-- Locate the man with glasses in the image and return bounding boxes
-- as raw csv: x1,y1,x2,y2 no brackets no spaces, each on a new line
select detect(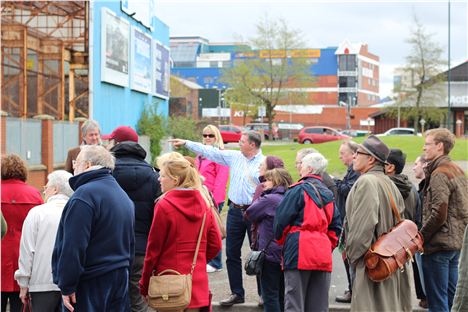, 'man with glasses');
345,135,411,311
420,128,468,312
